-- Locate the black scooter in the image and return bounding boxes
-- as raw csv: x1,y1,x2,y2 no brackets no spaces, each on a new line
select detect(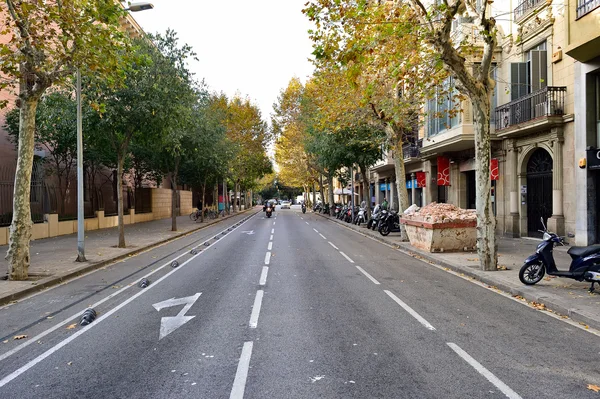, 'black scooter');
379,210,401,236
301,203,306,214
519,218,600,292
265,205,273,218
